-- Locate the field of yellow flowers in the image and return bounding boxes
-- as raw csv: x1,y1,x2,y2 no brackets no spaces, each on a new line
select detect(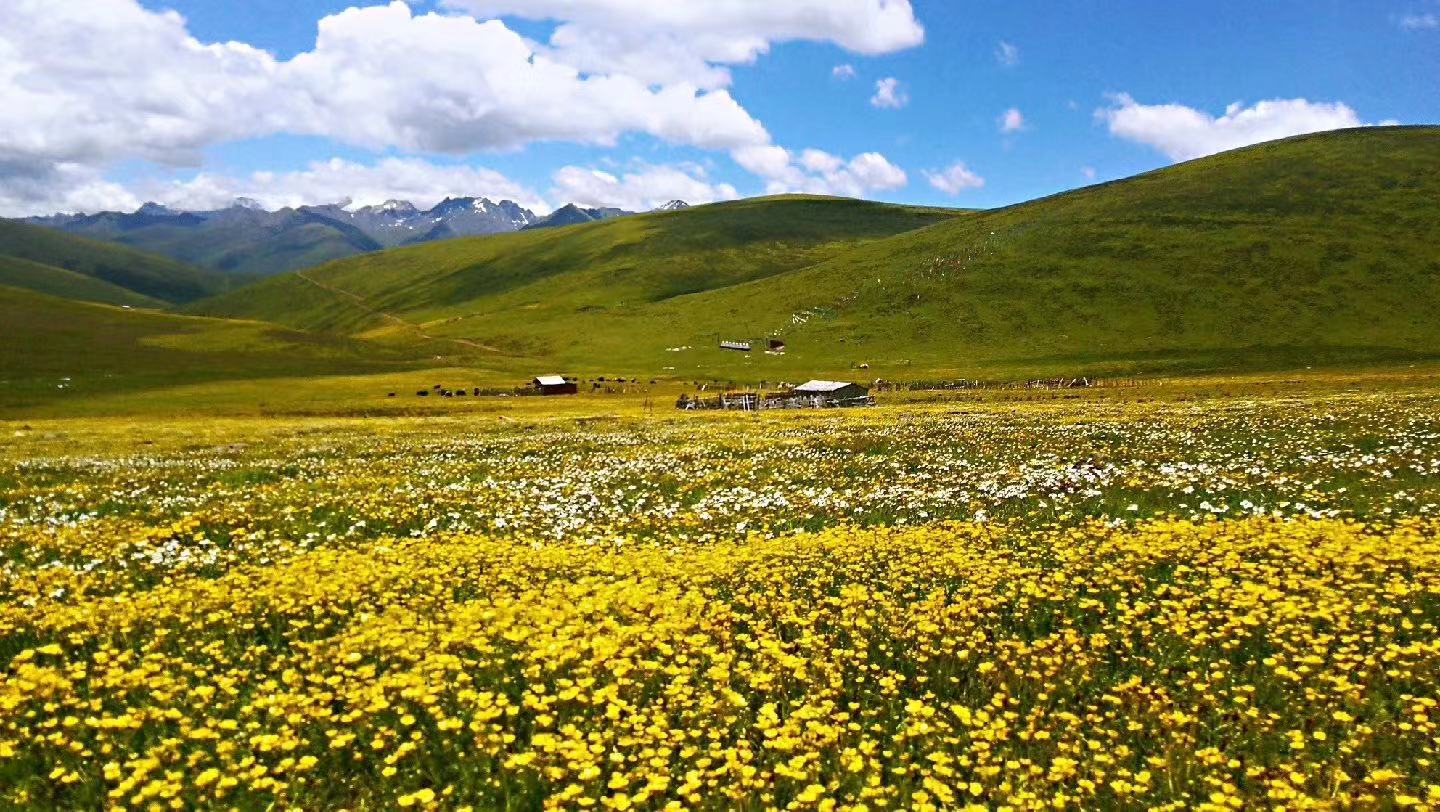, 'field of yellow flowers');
3,379,1440,809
